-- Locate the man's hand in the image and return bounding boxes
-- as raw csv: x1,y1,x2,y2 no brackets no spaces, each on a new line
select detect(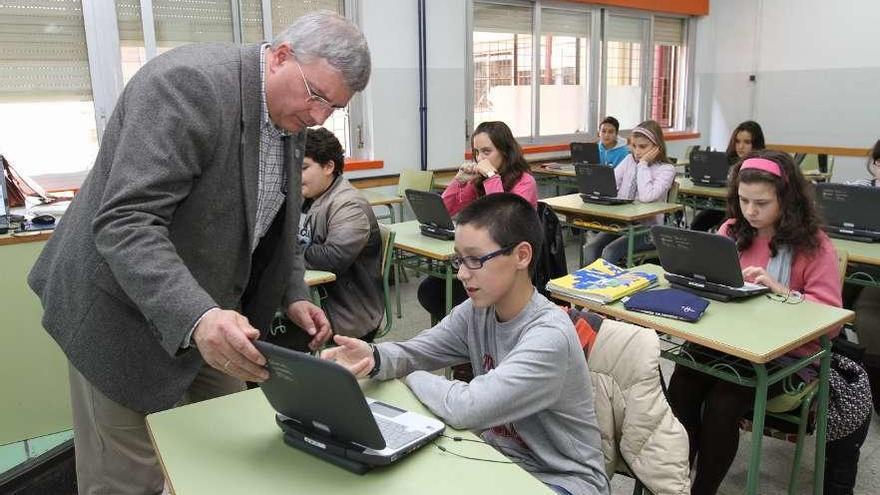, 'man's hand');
321,335,374,378
193,309,268,382
286,300,332,351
